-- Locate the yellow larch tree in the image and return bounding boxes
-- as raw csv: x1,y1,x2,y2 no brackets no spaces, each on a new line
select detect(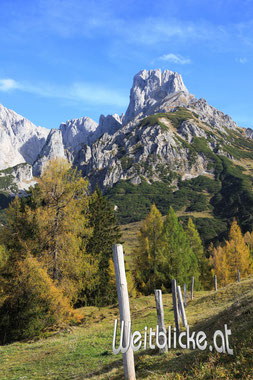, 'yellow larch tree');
244,230,253,258
210,220,253,286
1,158,92,304
209,245,230,287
